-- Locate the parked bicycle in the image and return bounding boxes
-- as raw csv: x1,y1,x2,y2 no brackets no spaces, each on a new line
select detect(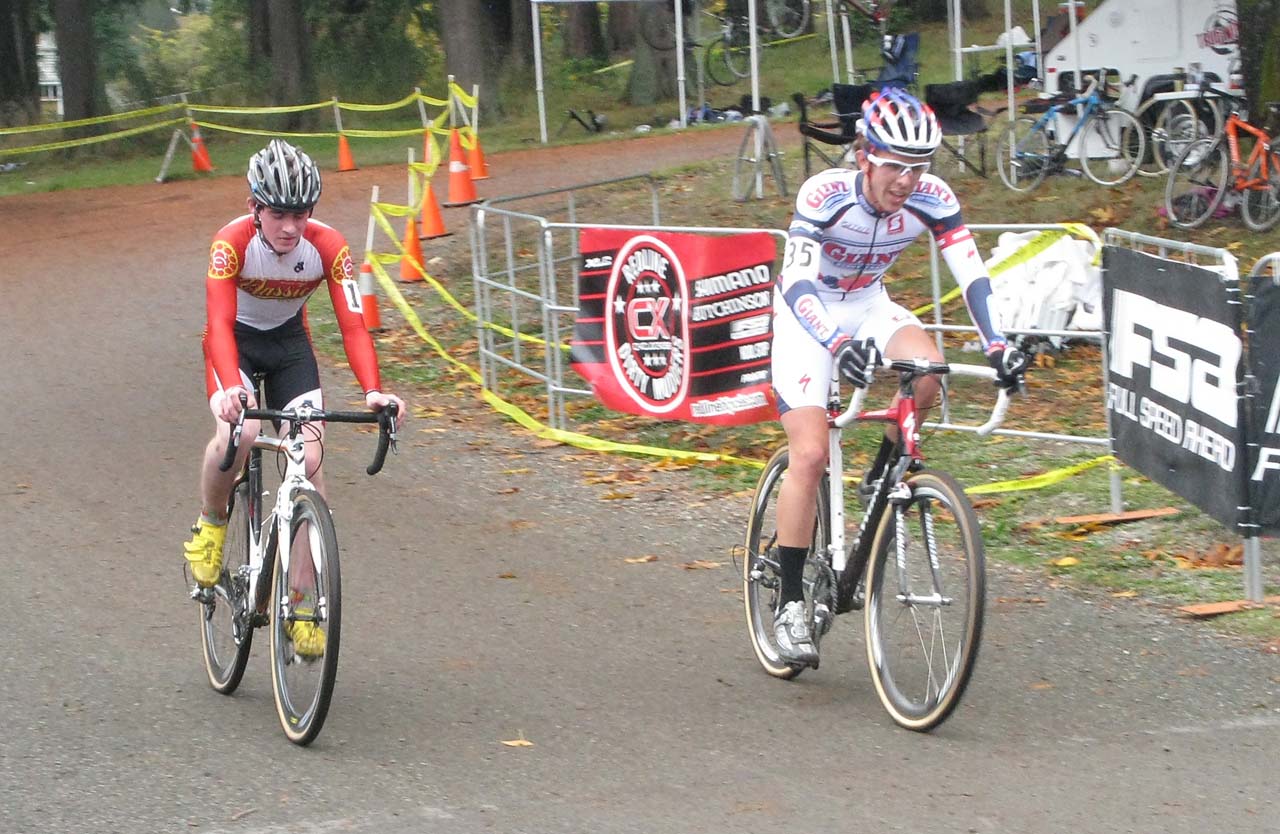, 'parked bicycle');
732,111,788,200
996,74,1145,192
194,376,398,745
641,0,811,51
641,2,809,87
1164,91,1280,232
742,354,1012,731
1131,77,1228,177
